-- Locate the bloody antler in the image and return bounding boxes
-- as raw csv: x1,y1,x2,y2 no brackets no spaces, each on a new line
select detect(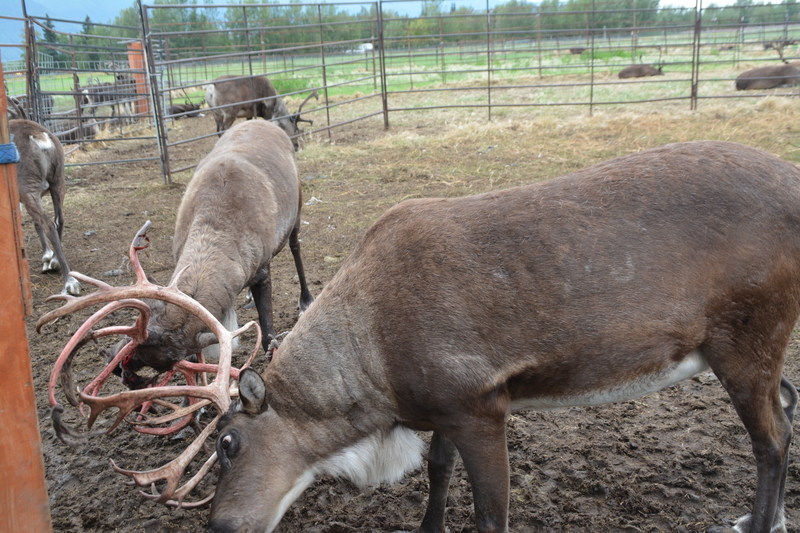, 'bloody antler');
37,220,262,506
